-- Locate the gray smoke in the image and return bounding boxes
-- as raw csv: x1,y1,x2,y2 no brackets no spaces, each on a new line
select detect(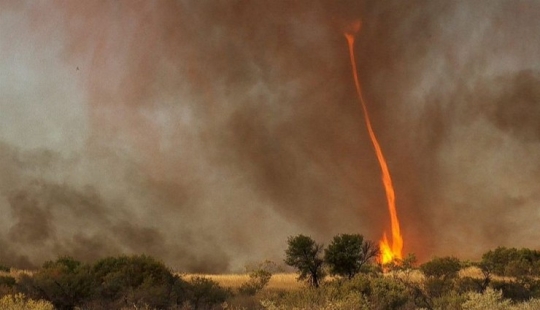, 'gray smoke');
0,1,539,271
